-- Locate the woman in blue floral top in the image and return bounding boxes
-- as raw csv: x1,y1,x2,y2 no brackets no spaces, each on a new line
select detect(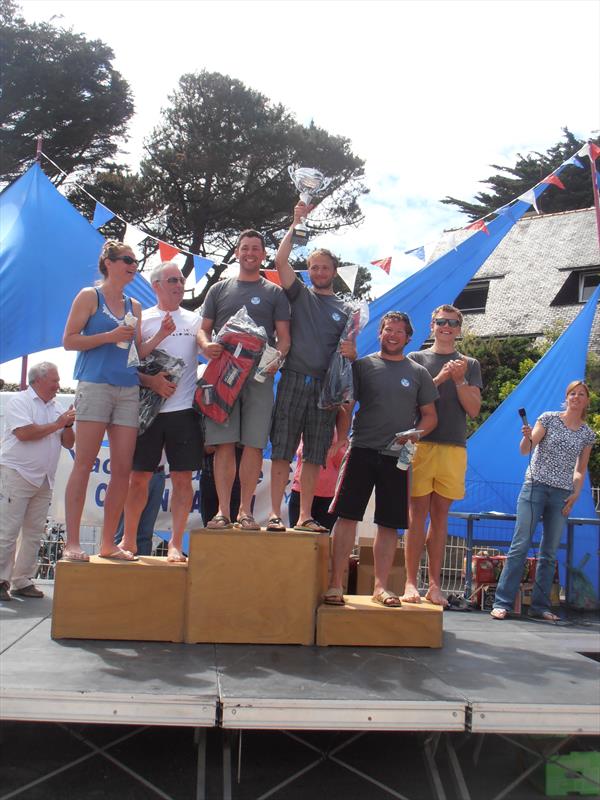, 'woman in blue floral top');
491,381,596,621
